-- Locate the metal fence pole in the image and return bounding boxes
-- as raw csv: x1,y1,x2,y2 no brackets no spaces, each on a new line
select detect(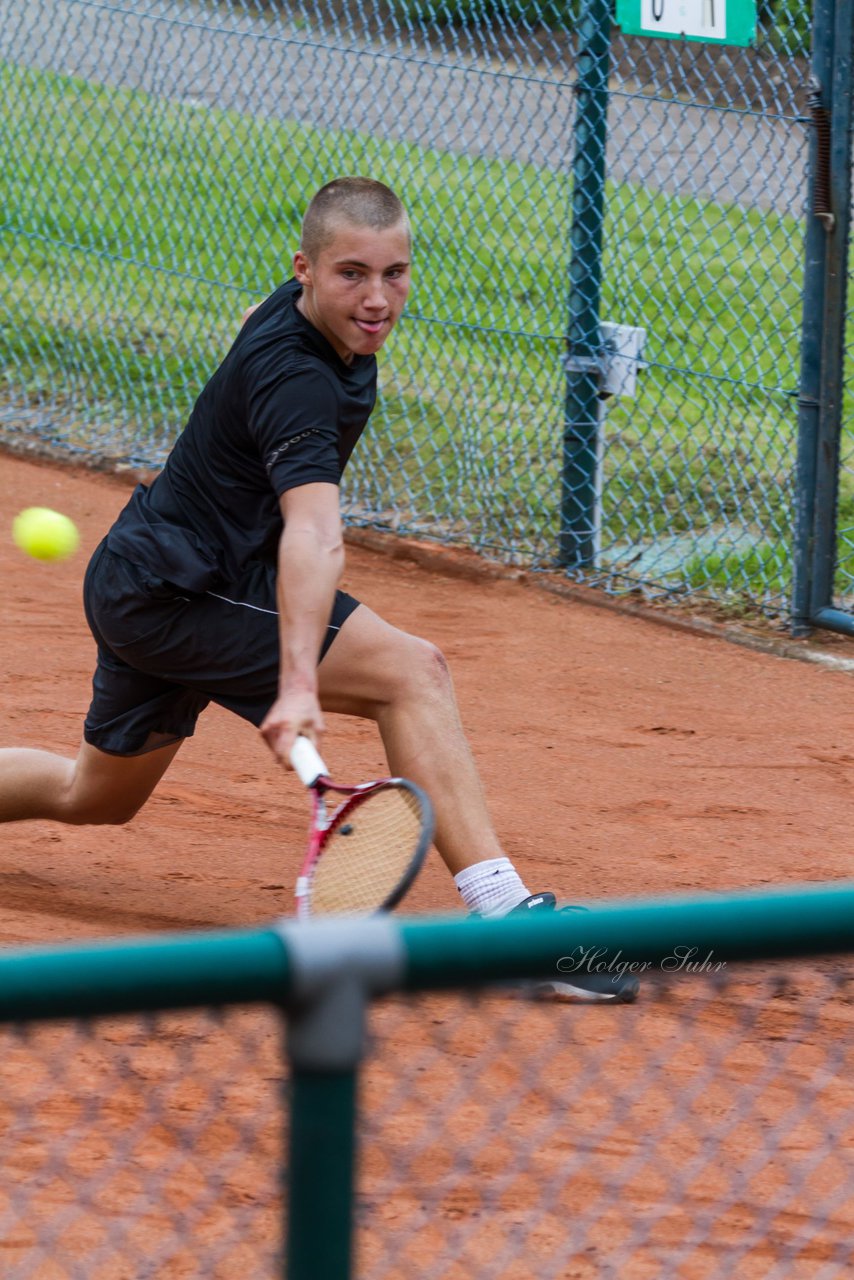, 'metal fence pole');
809,0,854,635
278,918,407,1280
287,1066,359,1280
285,974,366,1280
559,0,611,570
792,0,836,635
